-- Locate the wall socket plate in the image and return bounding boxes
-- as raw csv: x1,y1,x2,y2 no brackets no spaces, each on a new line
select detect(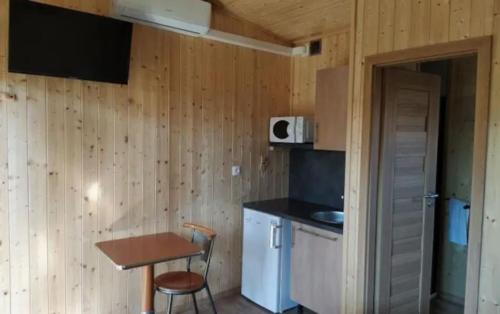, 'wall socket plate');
232,165,241,177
